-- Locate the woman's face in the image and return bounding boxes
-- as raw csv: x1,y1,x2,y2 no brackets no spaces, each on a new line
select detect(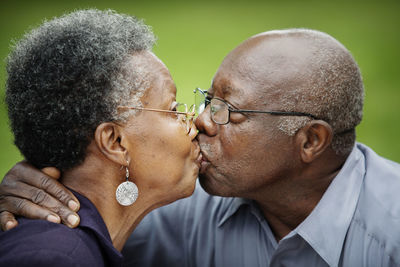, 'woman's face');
121,51,201,205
